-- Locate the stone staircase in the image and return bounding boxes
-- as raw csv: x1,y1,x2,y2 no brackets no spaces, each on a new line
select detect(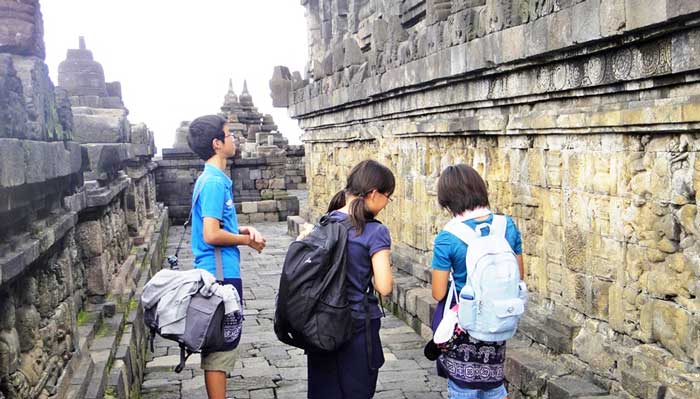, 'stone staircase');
287,215,618,398
53,207,169,399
